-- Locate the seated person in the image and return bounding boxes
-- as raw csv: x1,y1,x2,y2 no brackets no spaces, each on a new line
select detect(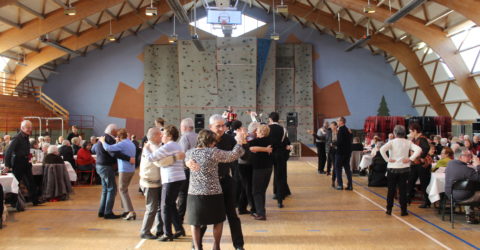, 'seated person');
368,142,387,187
432,147,453,172
30,140,43,164
71,137,81,155
42,145,72,201
59,140,75,169
445,149,480,224
76,141,96,183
